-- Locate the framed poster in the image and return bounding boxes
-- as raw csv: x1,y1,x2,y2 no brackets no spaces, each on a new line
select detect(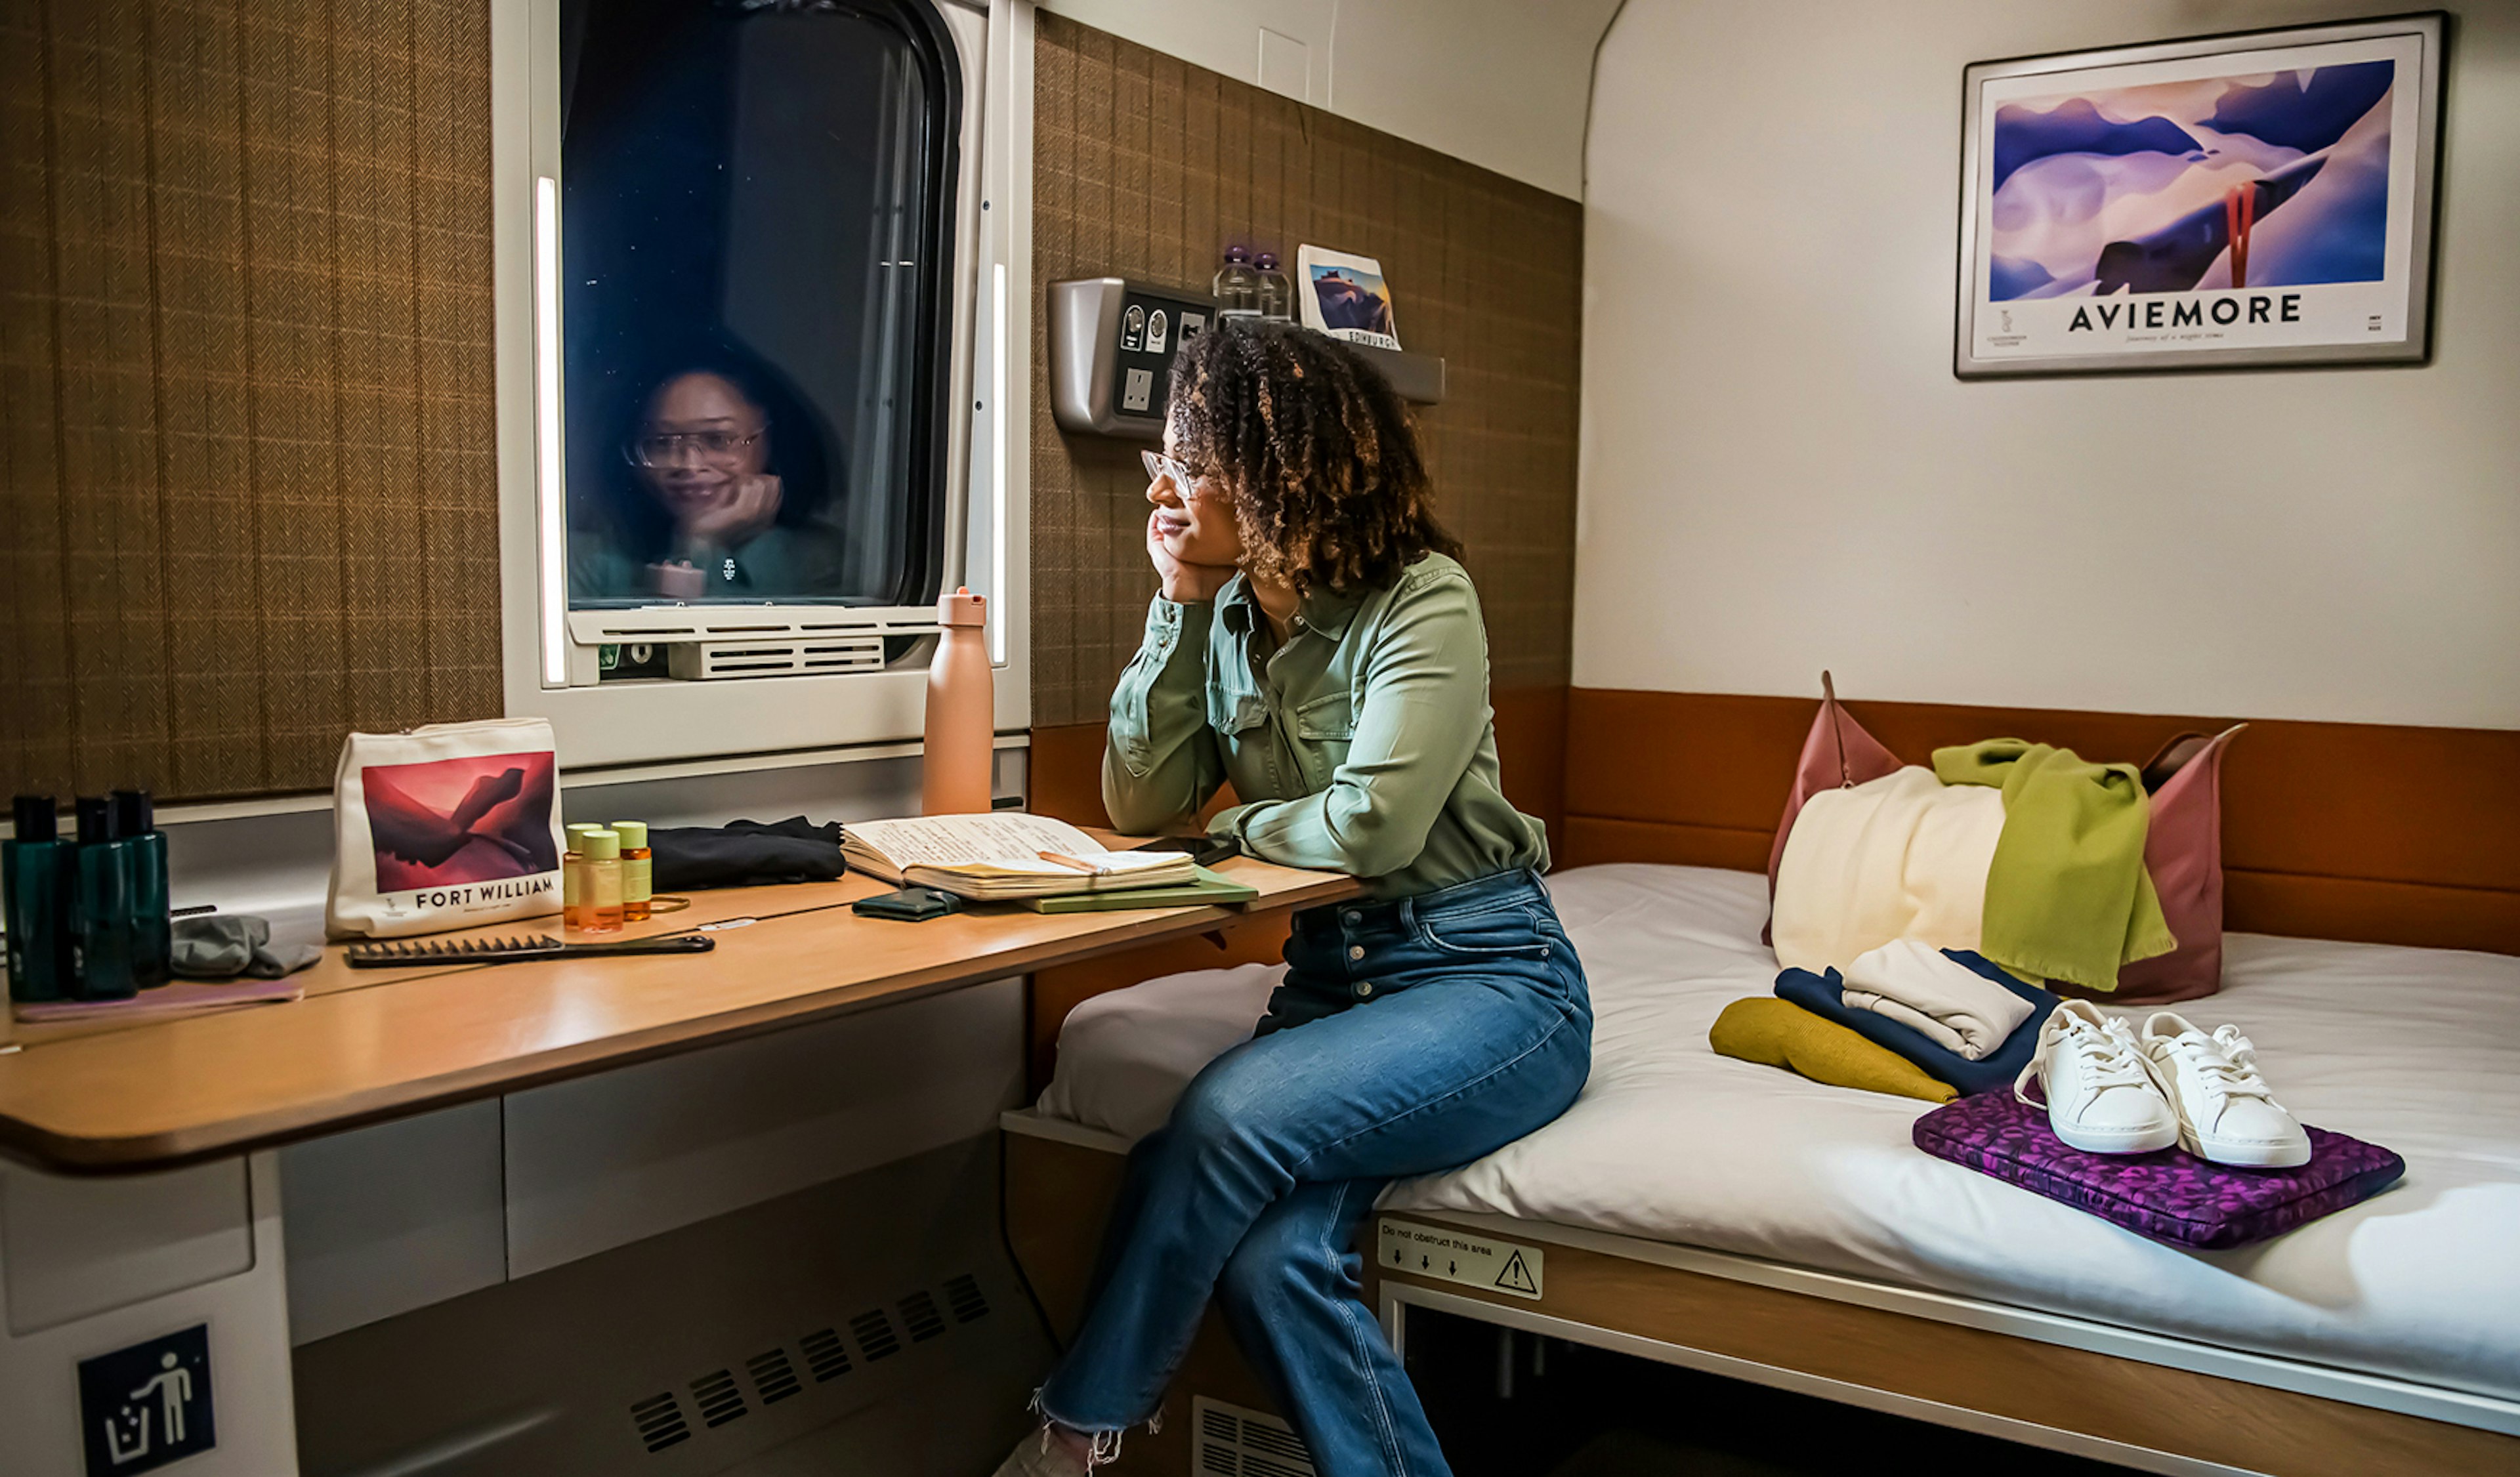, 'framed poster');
1956,13,2444,378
